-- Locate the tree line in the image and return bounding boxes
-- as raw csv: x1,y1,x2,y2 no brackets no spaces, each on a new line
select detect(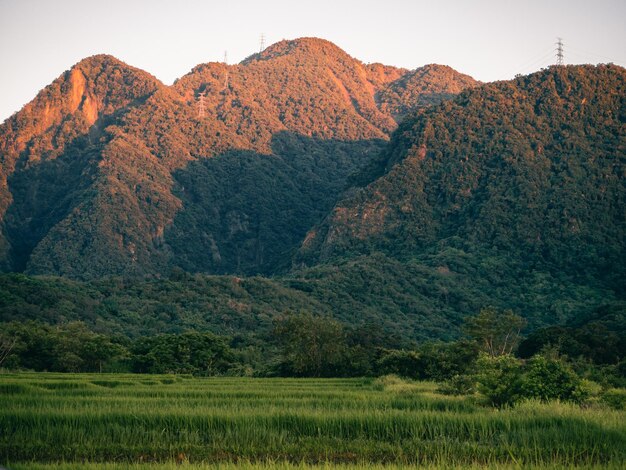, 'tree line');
2,304,624,402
